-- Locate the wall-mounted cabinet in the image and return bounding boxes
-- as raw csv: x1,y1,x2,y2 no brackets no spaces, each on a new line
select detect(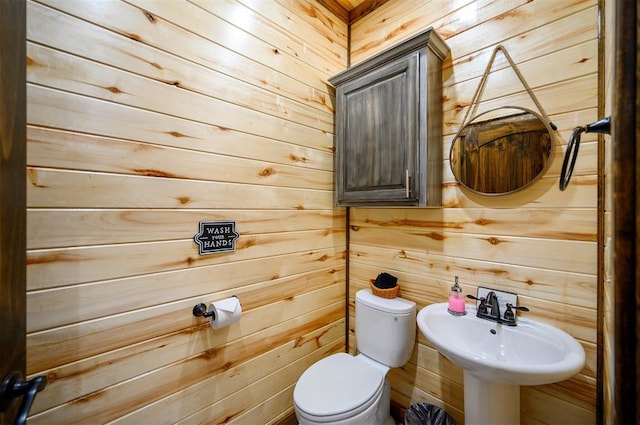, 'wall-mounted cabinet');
329,28,449,206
